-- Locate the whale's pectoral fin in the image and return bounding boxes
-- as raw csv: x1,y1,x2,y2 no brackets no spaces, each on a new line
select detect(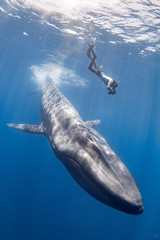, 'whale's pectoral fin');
7,123,44,134
85,120,100,128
